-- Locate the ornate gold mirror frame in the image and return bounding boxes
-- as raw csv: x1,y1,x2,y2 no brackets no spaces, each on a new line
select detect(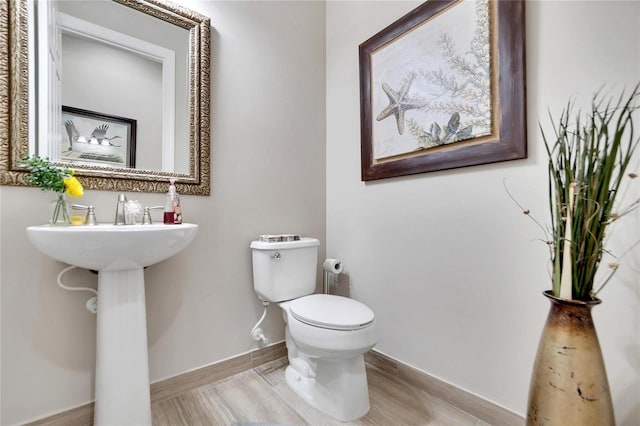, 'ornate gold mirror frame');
0,0,211,195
